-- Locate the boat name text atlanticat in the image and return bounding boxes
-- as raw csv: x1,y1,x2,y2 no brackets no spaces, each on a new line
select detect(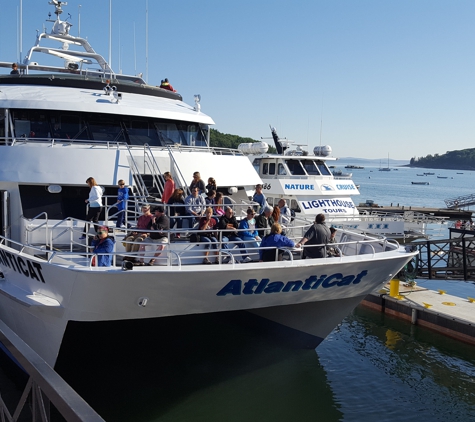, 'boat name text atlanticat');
216,270,368,296
0,250,46,283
